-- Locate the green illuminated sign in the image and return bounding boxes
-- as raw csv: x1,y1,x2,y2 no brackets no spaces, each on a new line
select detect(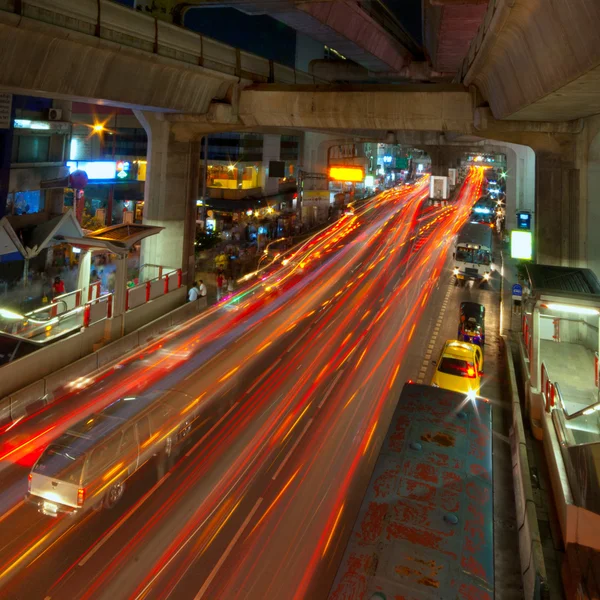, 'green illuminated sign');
511,230,532,260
